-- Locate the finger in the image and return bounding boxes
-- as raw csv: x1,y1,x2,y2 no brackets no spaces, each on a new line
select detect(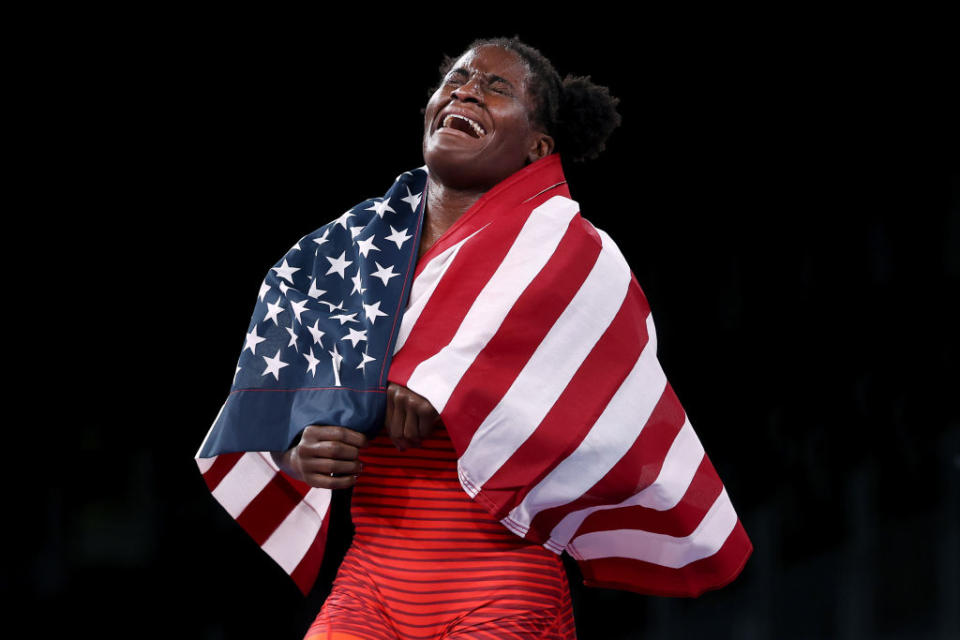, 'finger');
386,397,405,449
402,406,421,448
302,472,359,490
385,386,395,431
312,440,361,461
306,425,368,448
338,427,368,449
413,398,440,442
299,457,362,476
387,391,409,450
390,429,408,451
